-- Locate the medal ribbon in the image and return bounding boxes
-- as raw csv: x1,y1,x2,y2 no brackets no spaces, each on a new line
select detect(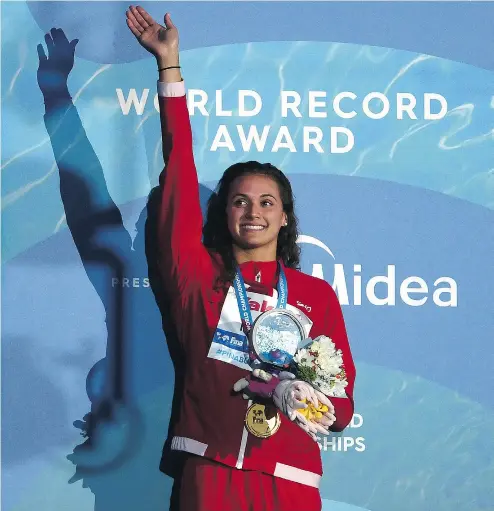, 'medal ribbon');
233,262,288,334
